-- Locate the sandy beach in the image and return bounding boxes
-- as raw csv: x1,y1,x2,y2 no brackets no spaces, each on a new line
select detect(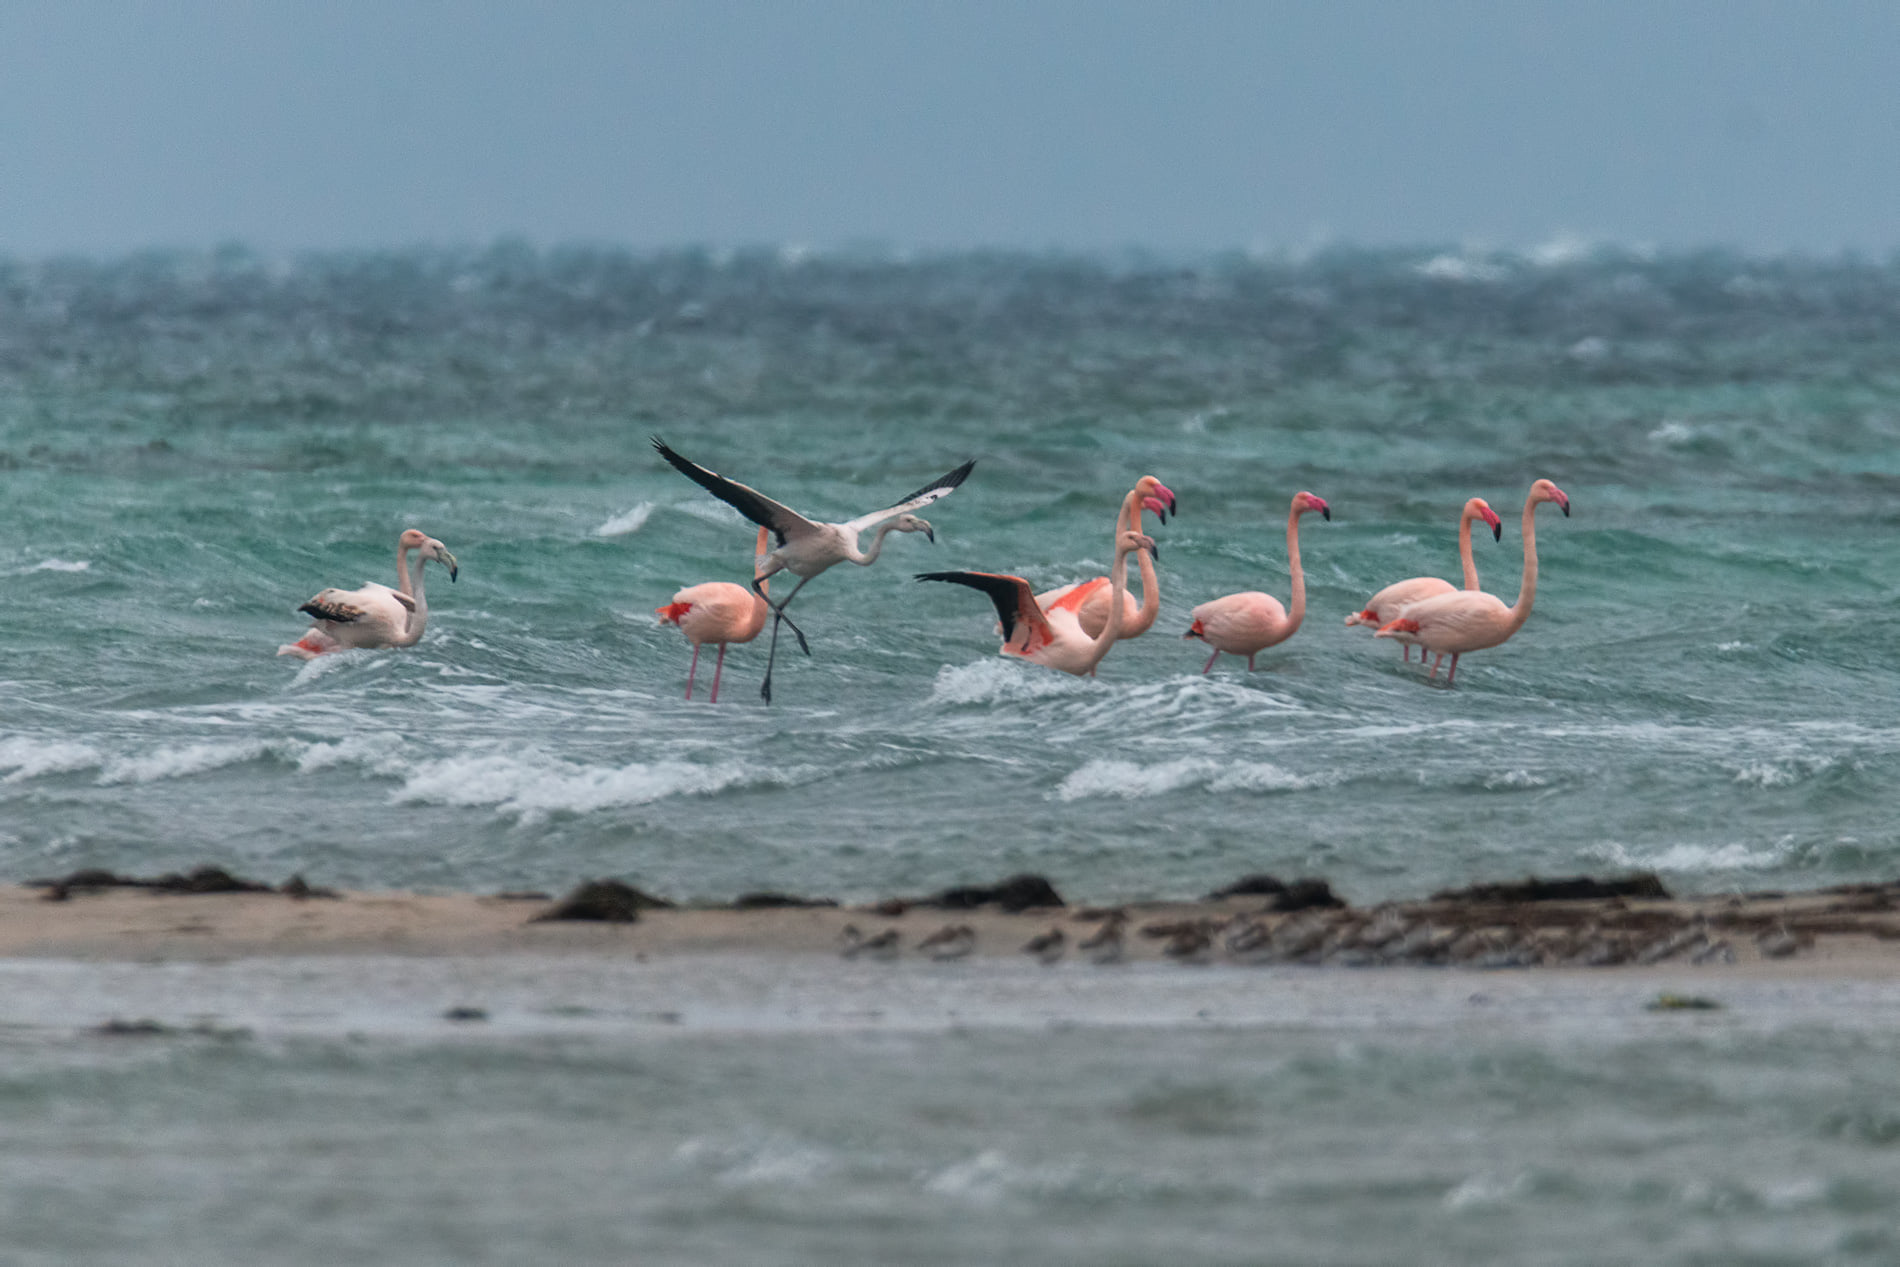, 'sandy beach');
8,871,1900,979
